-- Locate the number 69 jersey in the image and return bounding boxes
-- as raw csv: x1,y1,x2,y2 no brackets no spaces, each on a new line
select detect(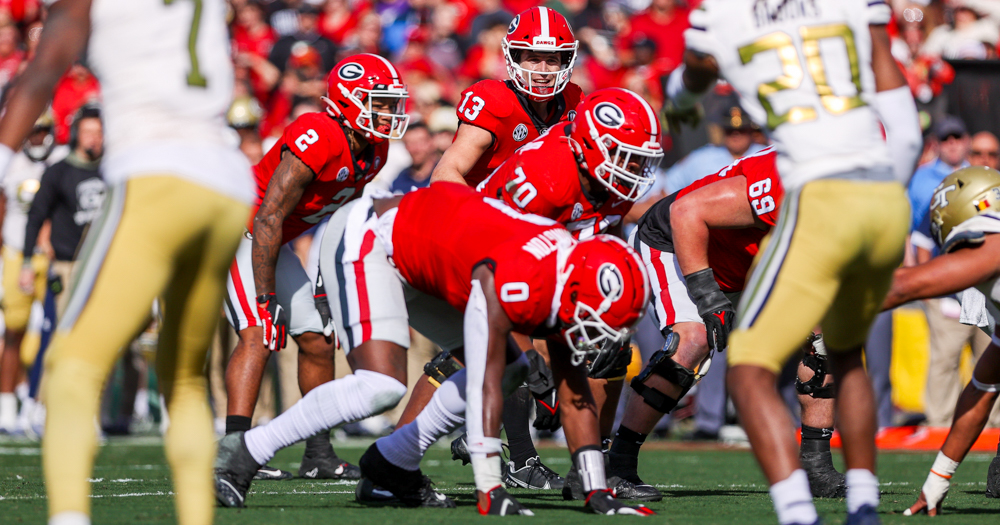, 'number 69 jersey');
252,112,388,242
478,123,631,240
686,0,894,188
457,79,583,187
636,147,782,292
